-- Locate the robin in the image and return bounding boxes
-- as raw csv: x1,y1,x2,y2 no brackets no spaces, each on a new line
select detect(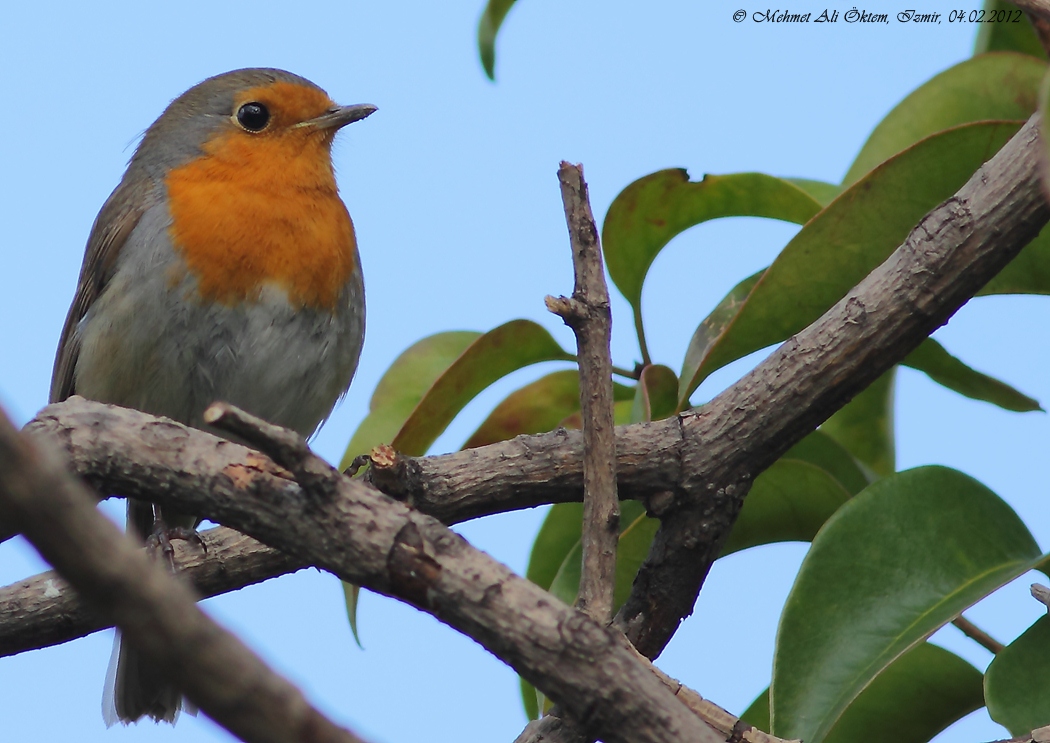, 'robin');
49,68,375,725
